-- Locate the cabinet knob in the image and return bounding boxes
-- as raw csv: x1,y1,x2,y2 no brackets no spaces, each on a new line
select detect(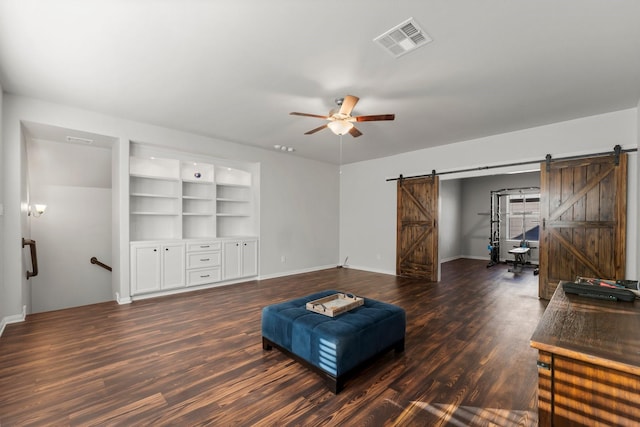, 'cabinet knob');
165,248,169,251
153,249,157,252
